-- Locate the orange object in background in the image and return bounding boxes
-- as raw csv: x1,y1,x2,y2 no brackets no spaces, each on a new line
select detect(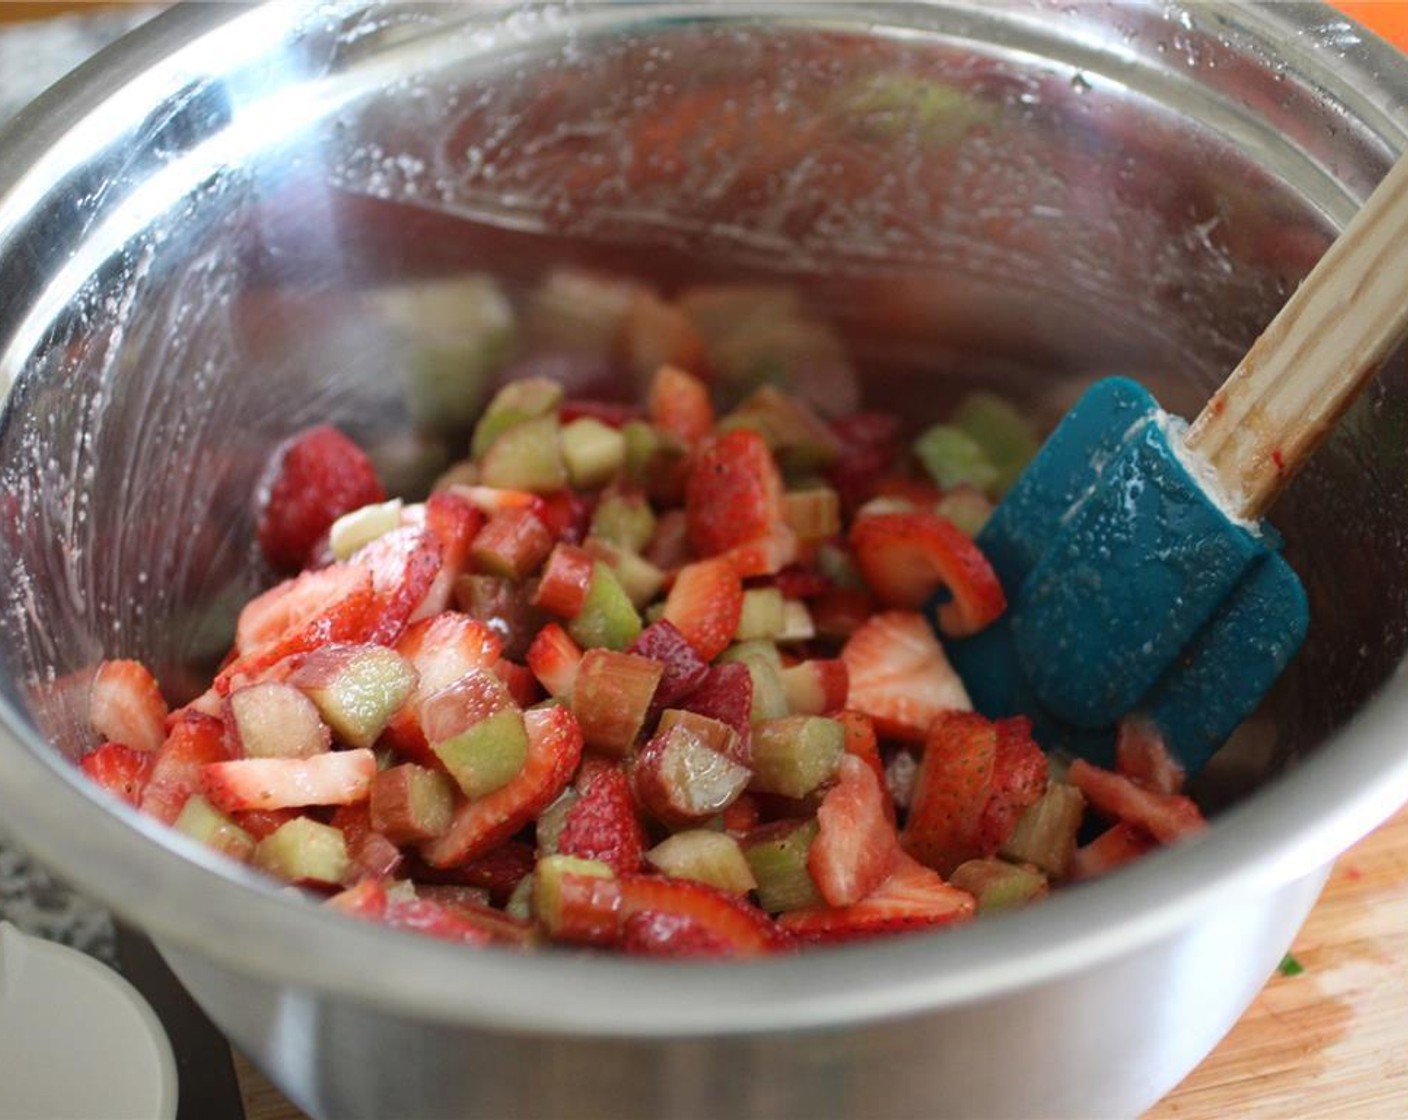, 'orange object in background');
1335,2,1408,50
